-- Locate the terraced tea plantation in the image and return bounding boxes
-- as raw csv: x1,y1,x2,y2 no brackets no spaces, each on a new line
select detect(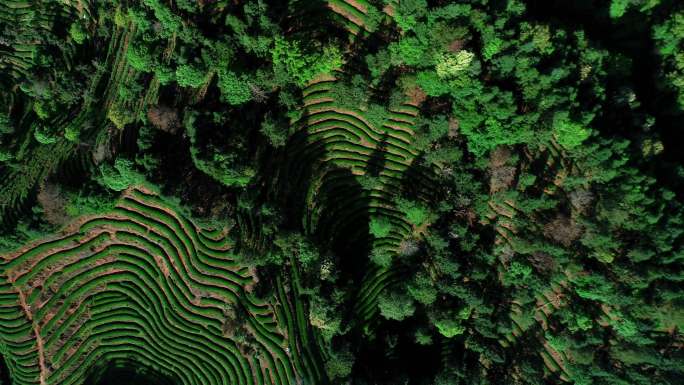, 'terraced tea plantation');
1,1,683,384
0,187,322,385
289,75,435,323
